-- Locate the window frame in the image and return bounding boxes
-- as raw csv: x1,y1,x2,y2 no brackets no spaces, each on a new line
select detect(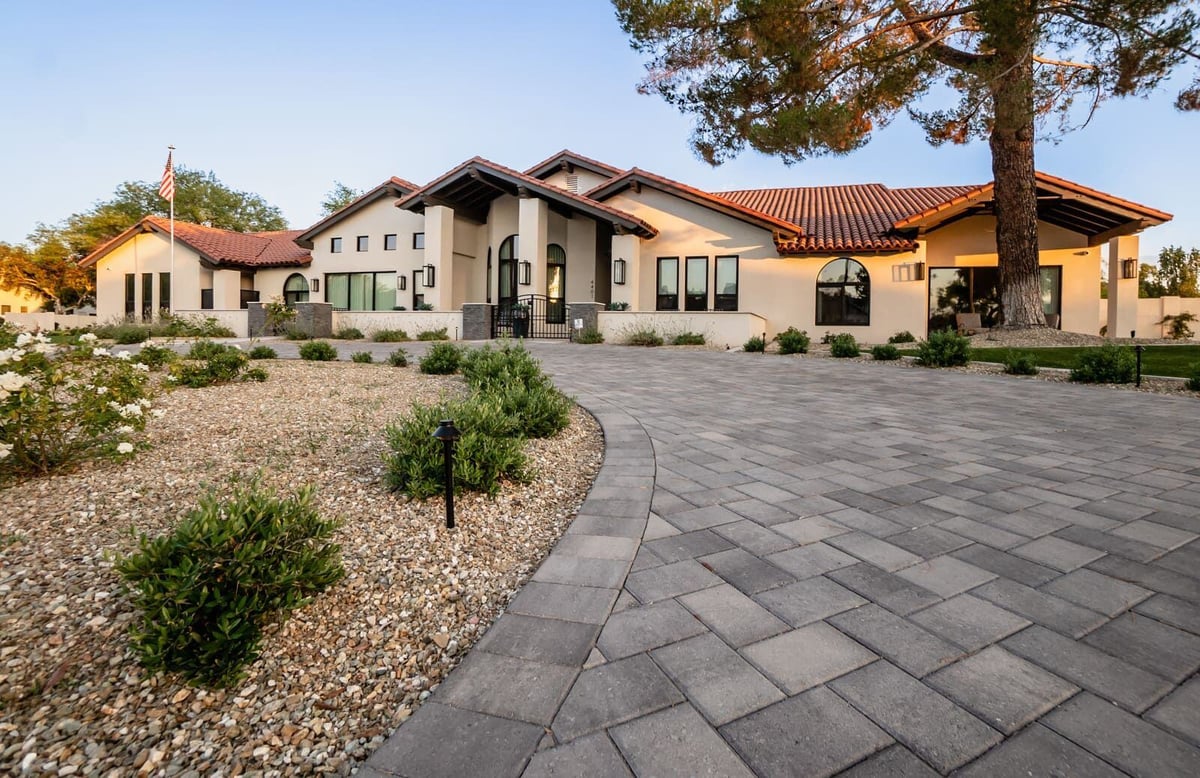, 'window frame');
816,257,871,327
124,273,135,317
656,257,680,311
324,271,399,311
159,272,171,313
356,235,369,252
384,233,398,251
283,273,310,306
714,255,739,311
141,272,154,321
330,237,343,253
685,256,708,311
413,232,425,250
